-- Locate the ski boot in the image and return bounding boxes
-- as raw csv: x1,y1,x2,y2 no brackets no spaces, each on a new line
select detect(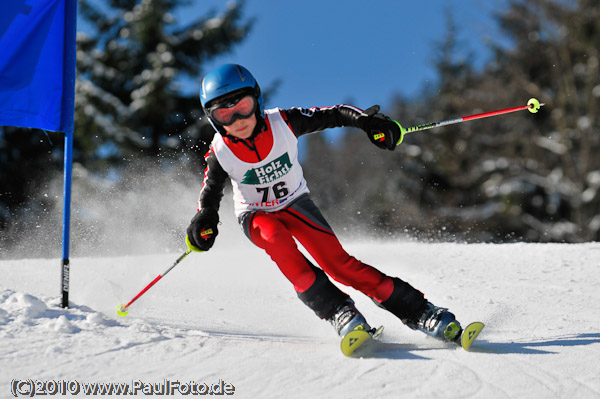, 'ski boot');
329,299,372,337
409,302,462,343
331,299,382,356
